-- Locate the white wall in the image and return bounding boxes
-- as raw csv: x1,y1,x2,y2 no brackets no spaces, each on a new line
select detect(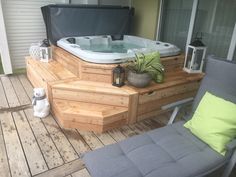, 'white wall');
0,0,12,74
1,0,67,70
